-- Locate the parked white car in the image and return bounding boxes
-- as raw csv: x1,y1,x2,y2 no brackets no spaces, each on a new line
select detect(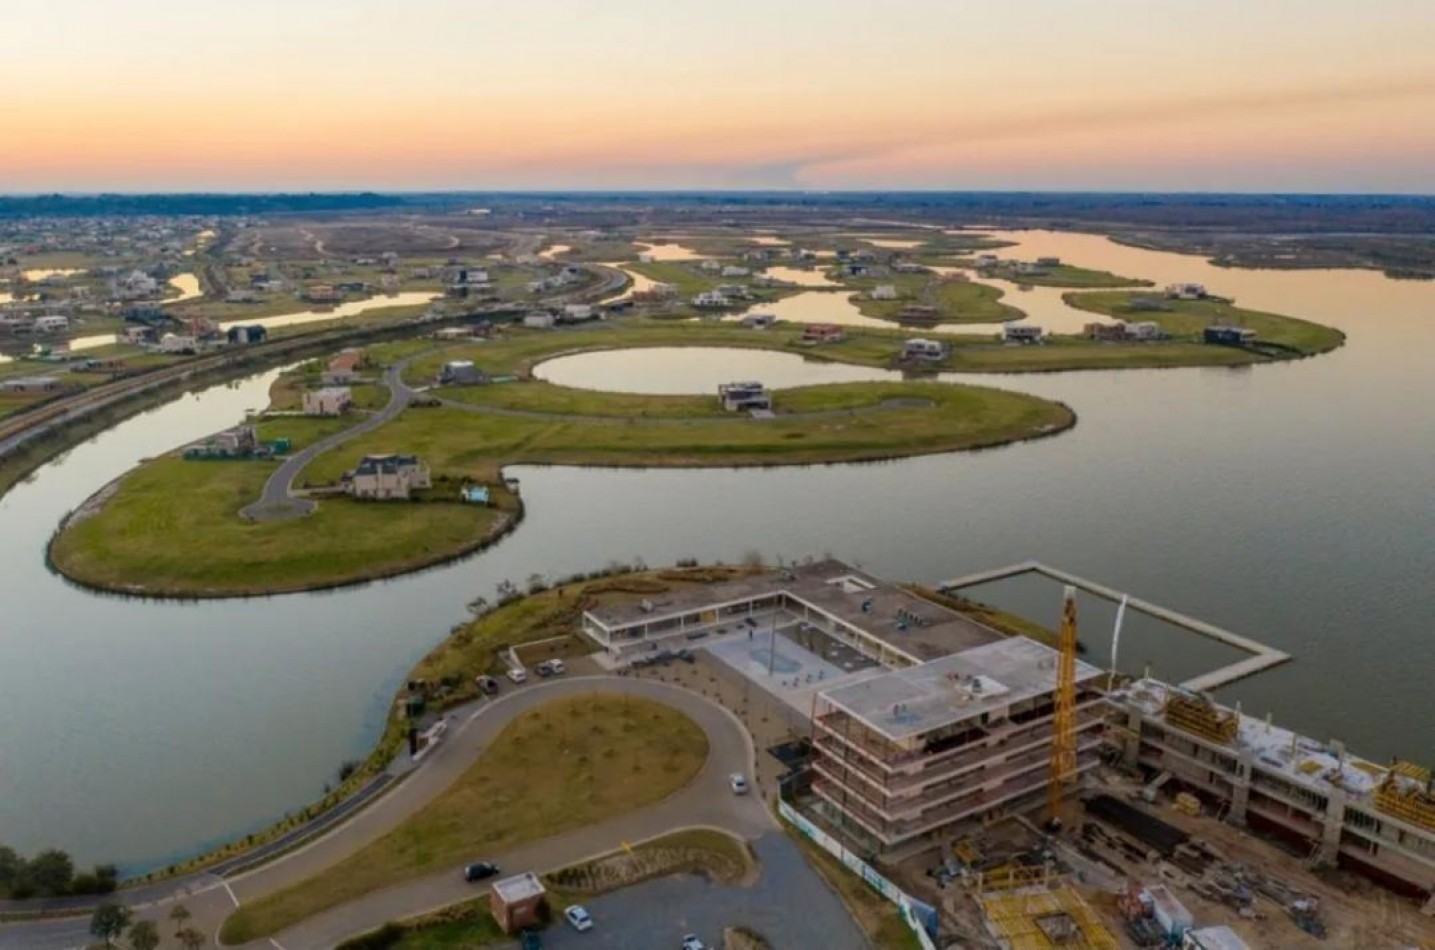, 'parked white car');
506,667,528,684
729,773,749,795
564,904,593,932
681,936,706,950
